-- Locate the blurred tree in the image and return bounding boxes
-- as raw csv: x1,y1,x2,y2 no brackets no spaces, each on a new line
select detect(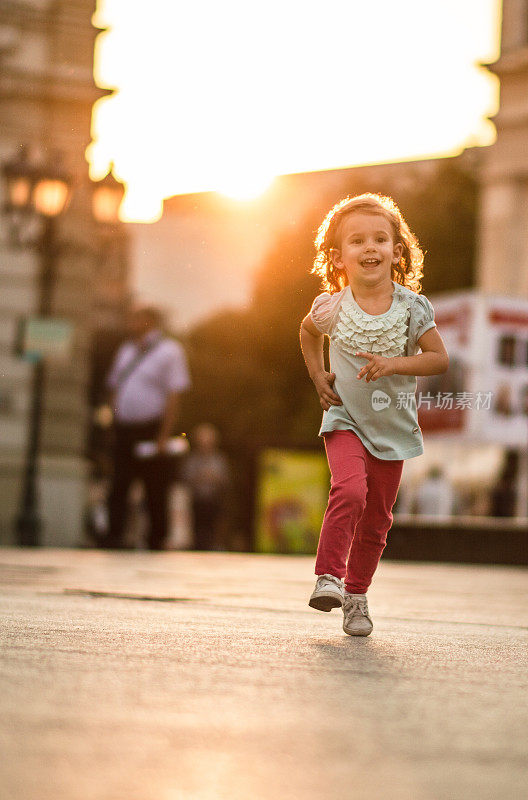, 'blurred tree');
392,160,477,295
